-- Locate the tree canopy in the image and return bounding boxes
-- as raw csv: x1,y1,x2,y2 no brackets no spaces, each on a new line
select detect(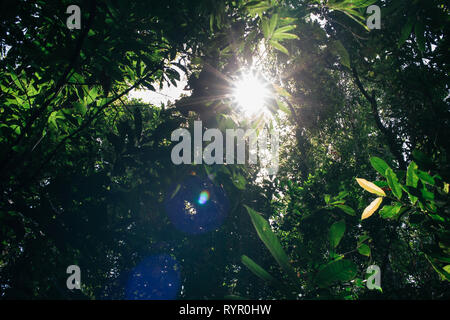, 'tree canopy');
0,0,449,300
